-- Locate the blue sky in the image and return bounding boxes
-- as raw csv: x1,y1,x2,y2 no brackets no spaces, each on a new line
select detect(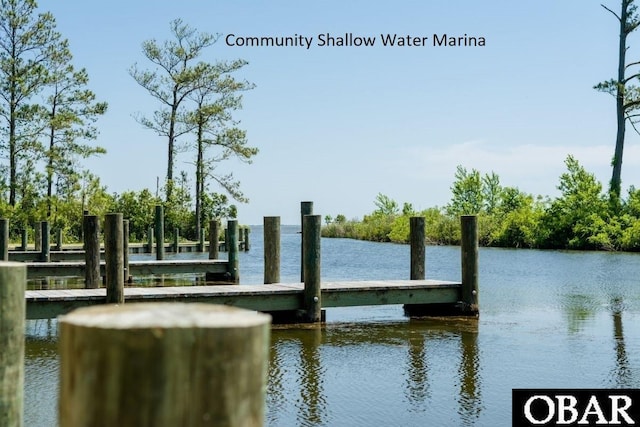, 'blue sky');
39,0,640,224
